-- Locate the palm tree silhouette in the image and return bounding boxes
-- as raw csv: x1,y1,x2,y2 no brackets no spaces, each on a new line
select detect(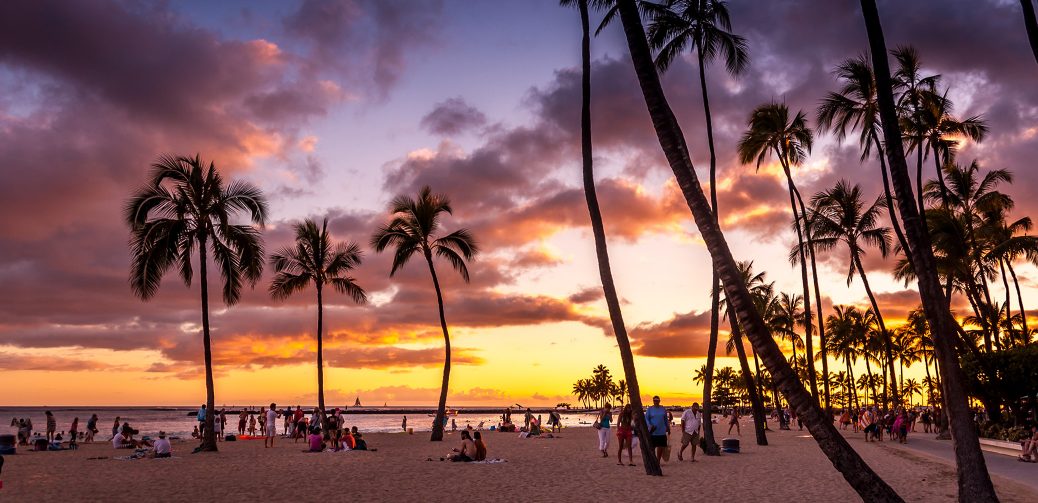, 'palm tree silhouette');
809,180,898,405
772,293,805,377
125,154,267,452
615,2,900,497
738,103,821,402
269,218,368,433
720,260,771,444
643,0,748,454
371,186,478,442
1022,0,1038,66
859,1,998,498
